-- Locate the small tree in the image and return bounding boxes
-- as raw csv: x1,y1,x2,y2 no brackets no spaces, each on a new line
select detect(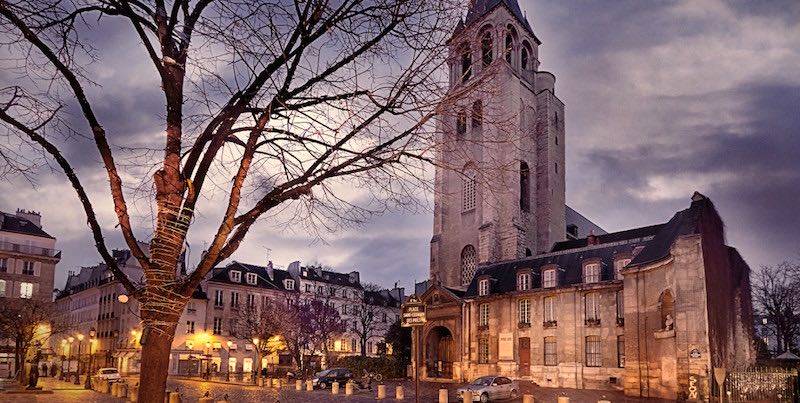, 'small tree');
352,284,391,357
385,318,411,367
0,298,69,385
306,297,346,367
231,297,283,379
281,295,315,375
752,262,800,355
